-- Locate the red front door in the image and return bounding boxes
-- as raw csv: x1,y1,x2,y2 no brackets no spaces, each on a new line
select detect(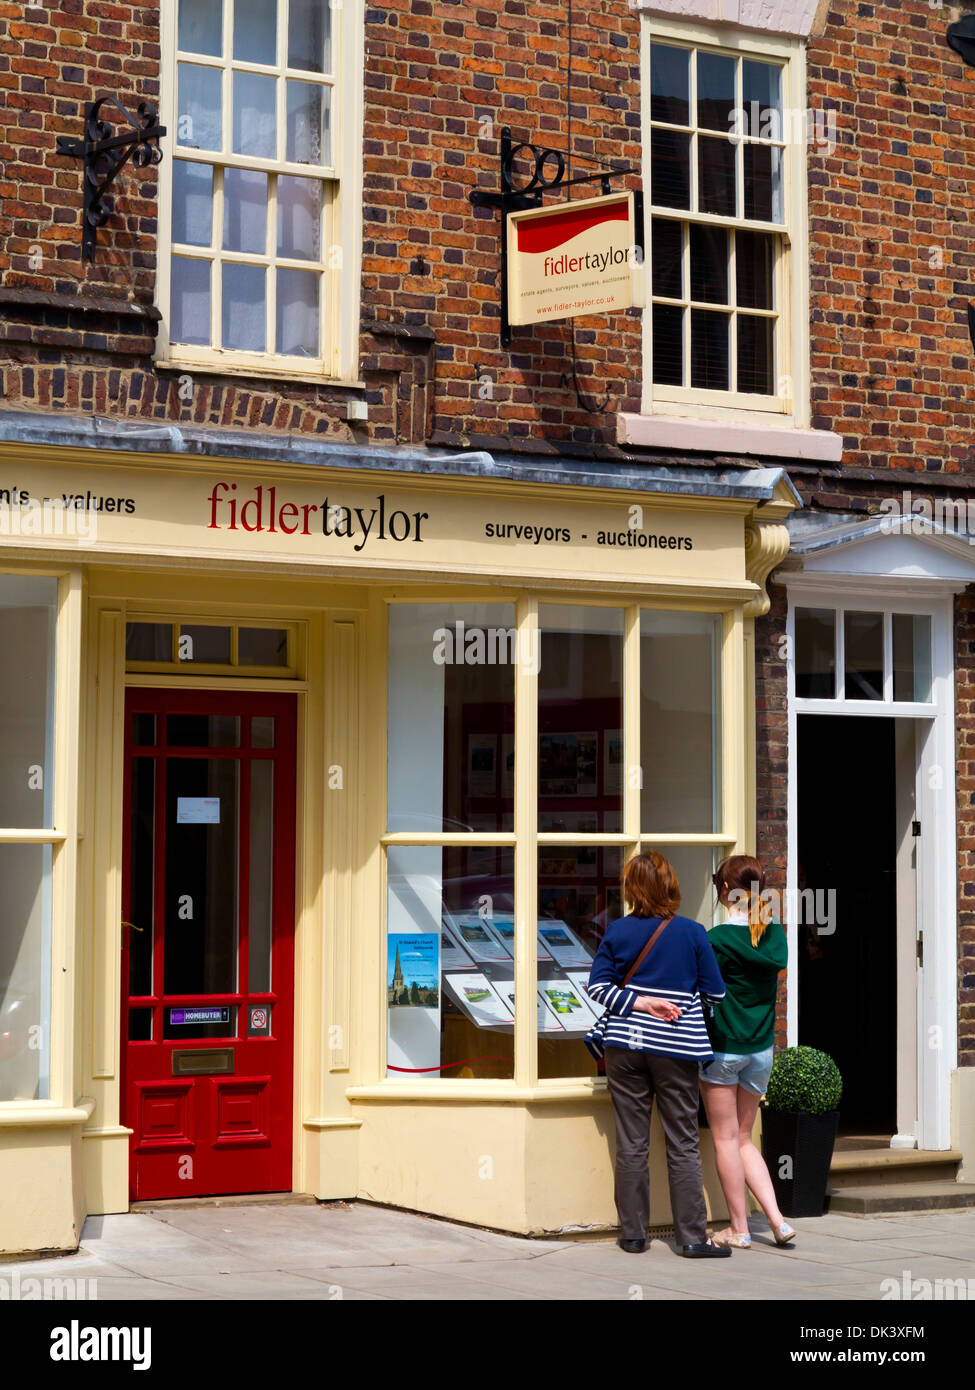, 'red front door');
121,689,296,1200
